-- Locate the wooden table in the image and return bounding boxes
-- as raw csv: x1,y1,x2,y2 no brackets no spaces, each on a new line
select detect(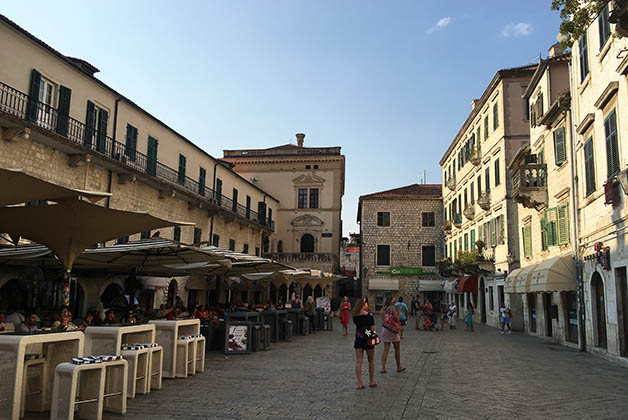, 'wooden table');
84,324,156,356
148,319,200,378
0,331,84,420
